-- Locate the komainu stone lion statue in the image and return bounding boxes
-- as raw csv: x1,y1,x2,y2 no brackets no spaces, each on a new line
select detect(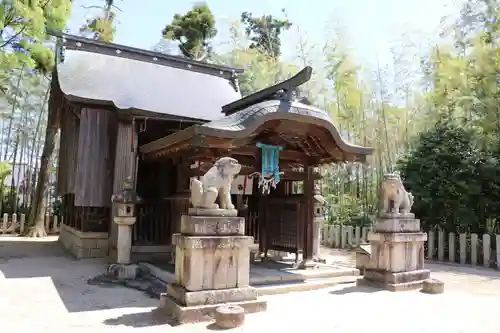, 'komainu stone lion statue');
380,173,414,215
190,157,241,210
